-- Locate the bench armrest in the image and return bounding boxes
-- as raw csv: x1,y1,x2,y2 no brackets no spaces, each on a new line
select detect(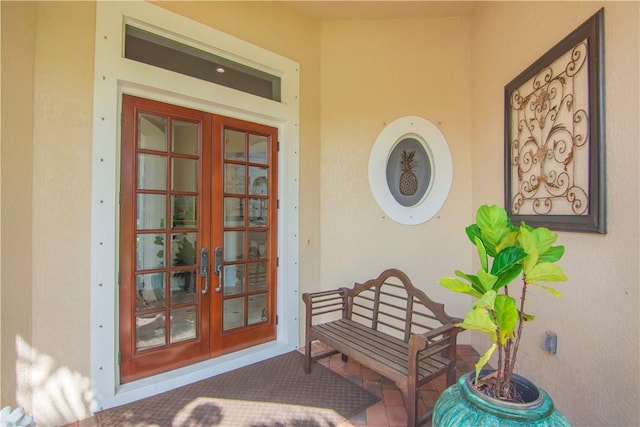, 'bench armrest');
302,288,349,327
408,322,463,365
